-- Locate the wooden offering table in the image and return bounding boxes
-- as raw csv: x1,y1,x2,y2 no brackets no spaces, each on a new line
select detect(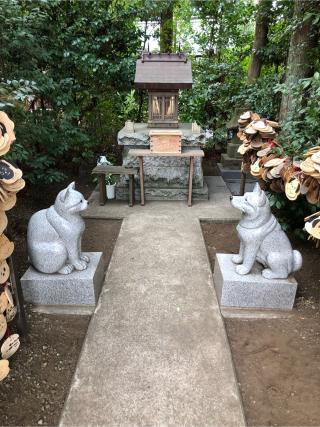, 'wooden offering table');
92,164,138,207
128,149,204,207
